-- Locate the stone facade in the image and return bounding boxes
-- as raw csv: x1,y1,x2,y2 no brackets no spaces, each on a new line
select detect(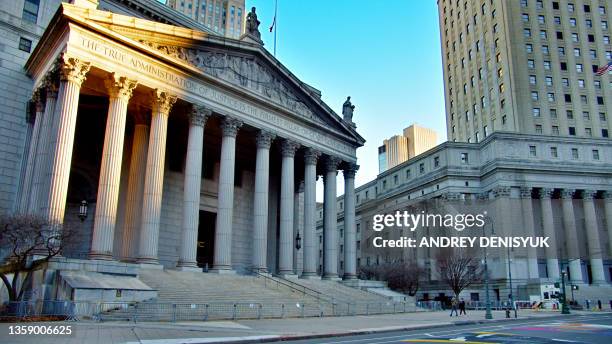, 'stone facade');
320,132,612,298
0,0,364,302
